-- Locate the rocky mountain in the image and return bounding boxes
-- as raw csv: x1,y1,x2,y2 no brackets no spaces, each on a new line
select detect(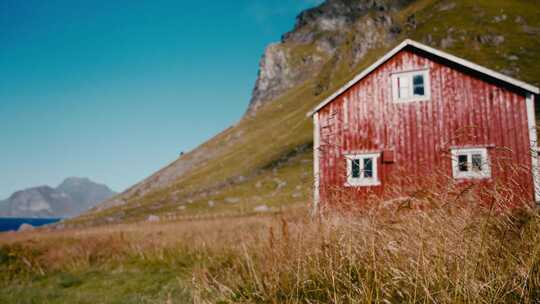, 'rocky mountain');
57,177,115,212
74,0,540,226
0,177,116,218
247,0,412,114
